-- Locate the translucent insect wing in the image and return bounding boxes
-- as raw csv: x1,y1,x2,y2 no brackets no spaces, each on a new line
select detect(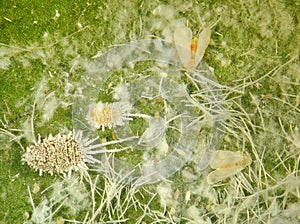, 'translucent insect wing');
173,27,193,68
138,117,166,148
209,150,249,169
207,150,252,184
207,166,245,185
195,27,211,66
